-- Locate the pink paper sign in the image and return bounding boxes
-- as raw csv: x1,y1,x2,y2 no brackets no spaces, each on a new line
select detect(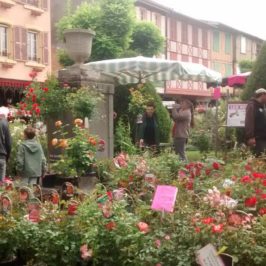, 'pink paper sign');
213,87,221,100
151,185,178,213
